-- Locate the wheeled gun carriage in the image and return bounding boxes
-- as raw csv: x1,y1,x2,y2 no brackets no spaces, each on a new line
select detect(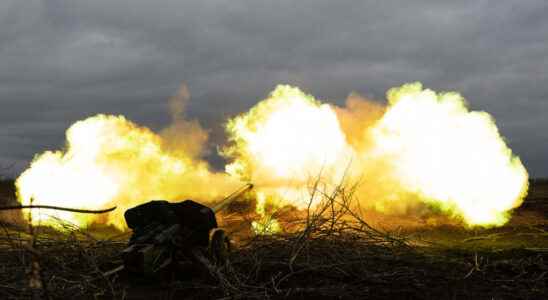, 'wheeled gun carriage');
120,183,253,277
